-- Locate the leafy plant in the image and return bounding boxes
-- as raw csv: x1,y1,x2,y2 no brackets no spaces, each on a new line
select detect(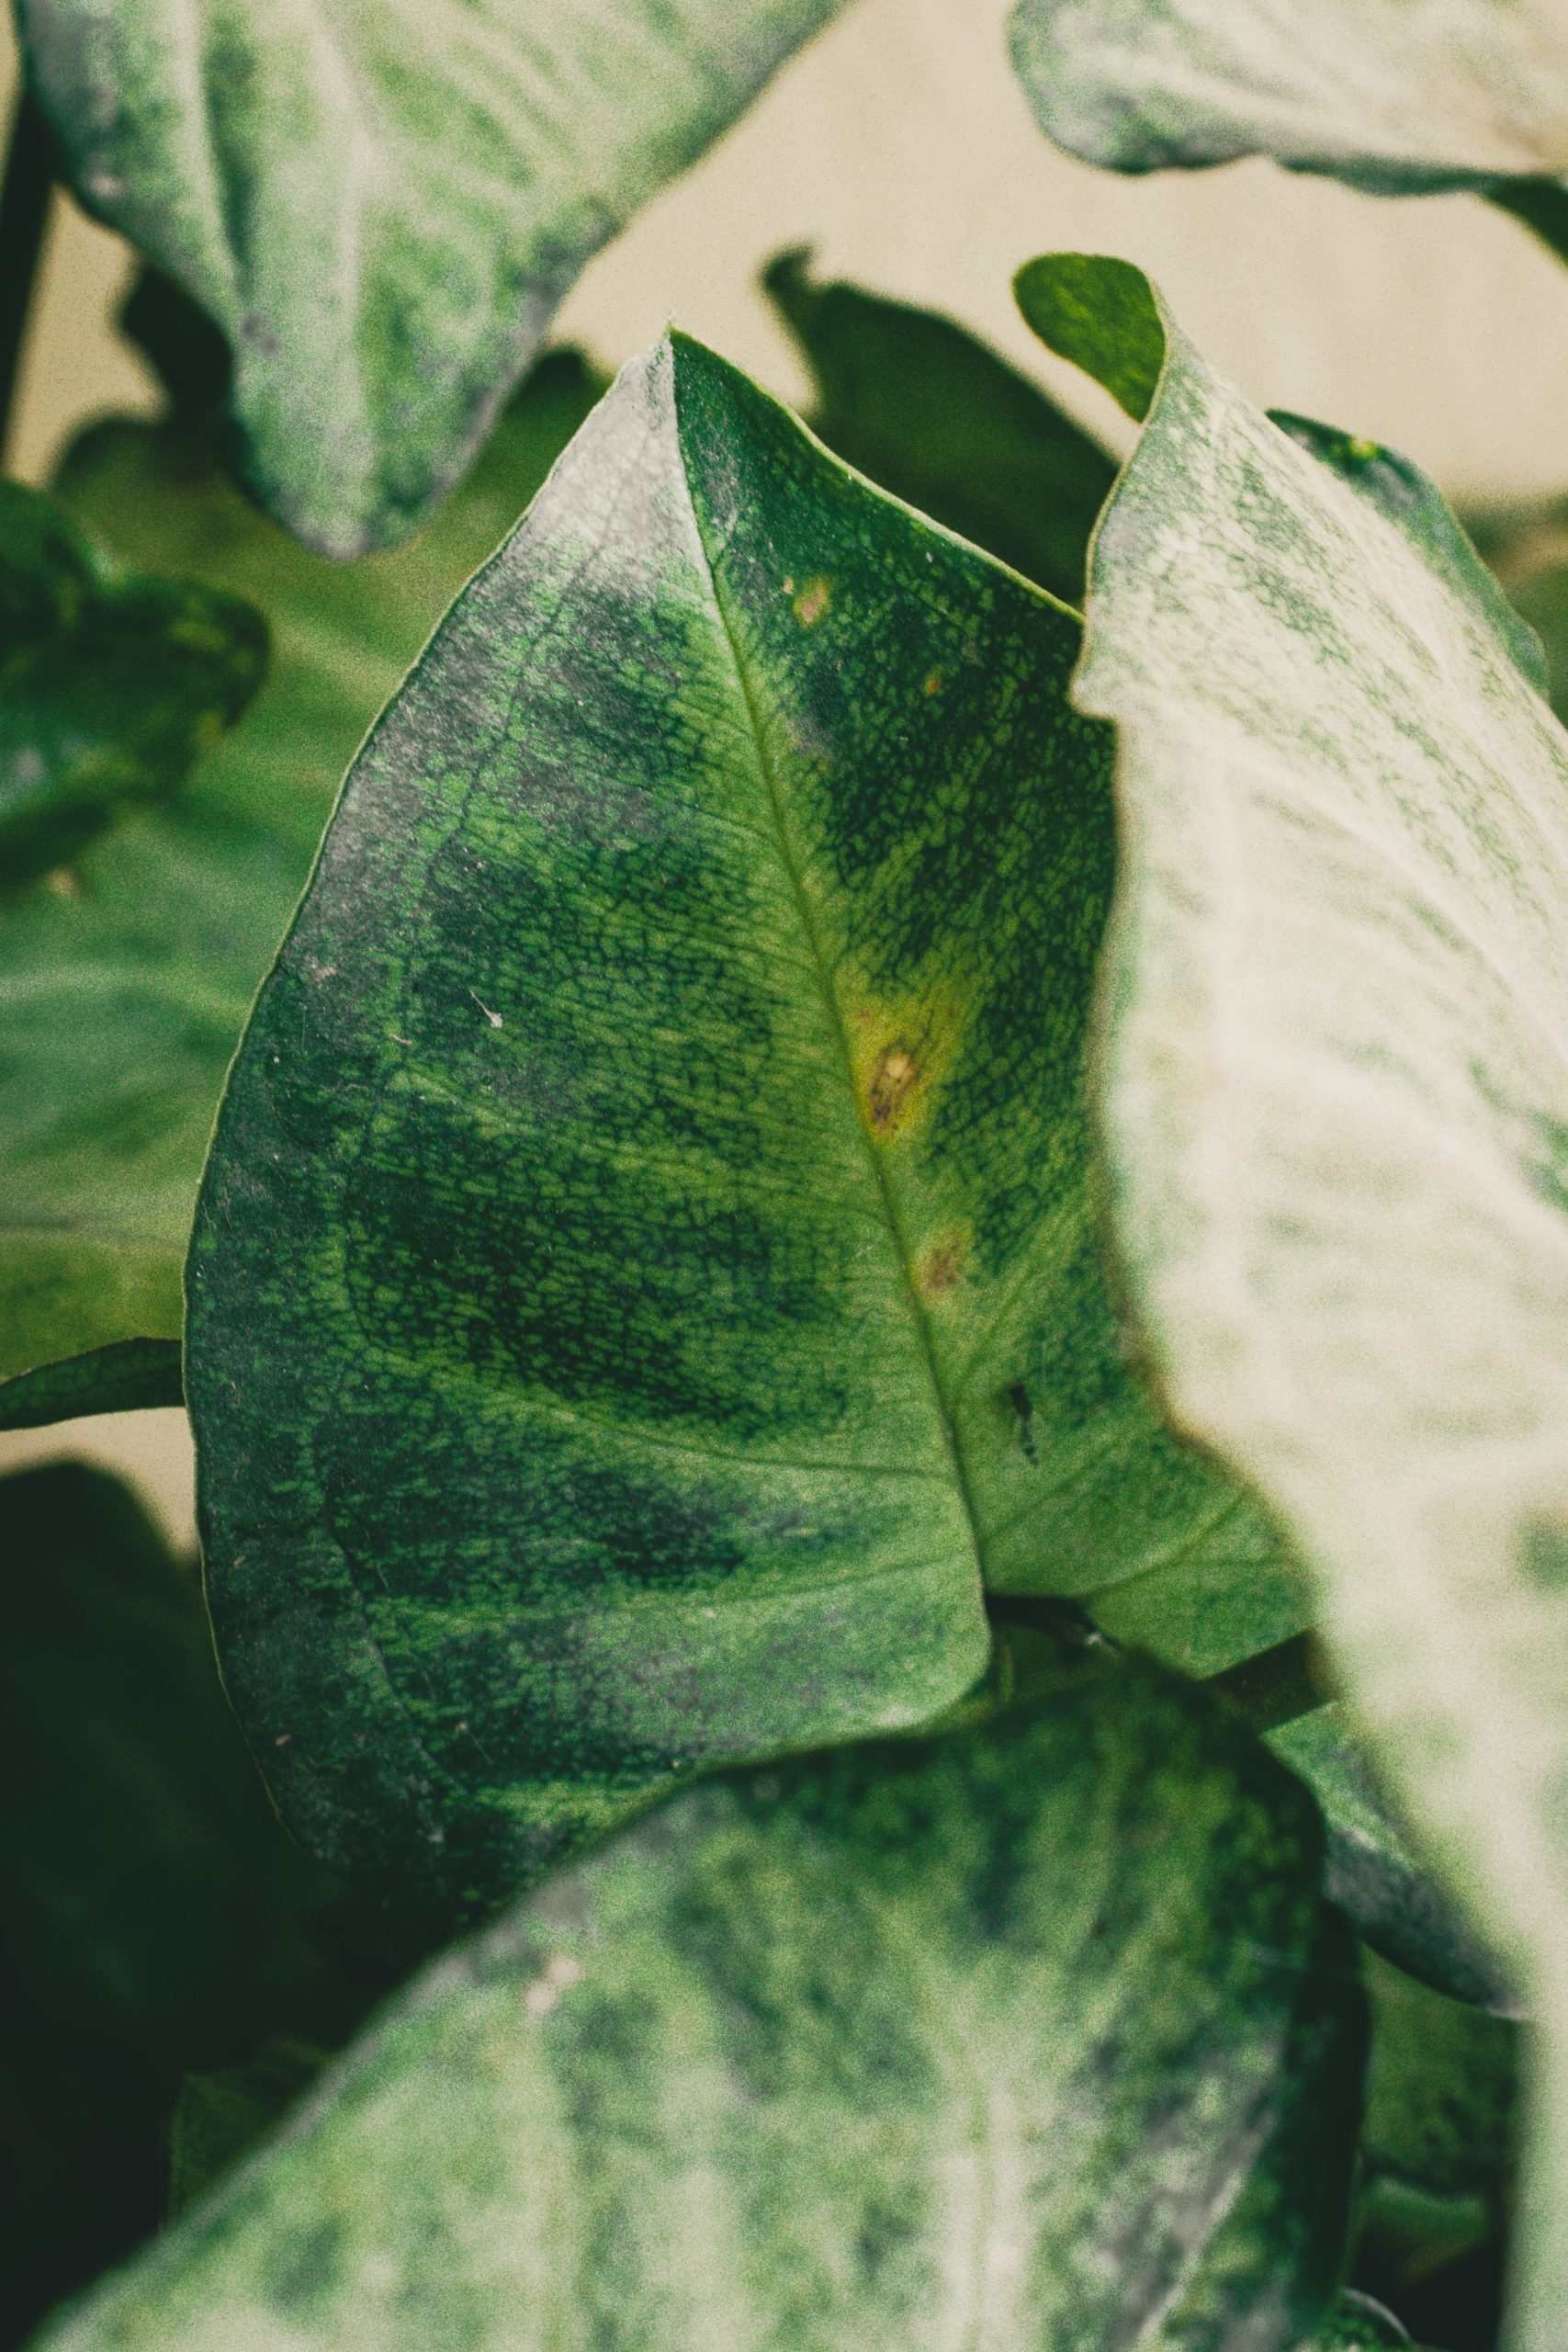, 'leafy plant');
6,6,1568,2349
